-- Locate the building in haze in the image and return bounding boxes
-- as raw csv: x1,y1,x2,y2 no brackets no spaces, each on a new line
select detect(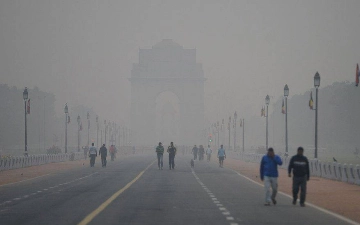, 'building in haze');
129,39,206,146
